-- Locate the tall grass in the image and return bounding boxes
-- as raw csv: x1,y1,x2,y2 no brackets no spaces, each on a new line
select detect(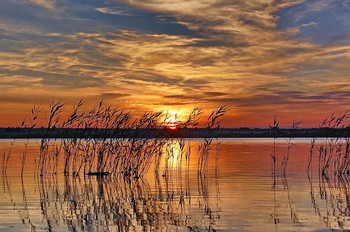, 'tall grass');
20,104,42,177
303,111,350,231
14,100,227,178
308,111,350,176
270,116,279,180
1,140,14,174
197,105,227,176
269,117,301,175
281,121,301,174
